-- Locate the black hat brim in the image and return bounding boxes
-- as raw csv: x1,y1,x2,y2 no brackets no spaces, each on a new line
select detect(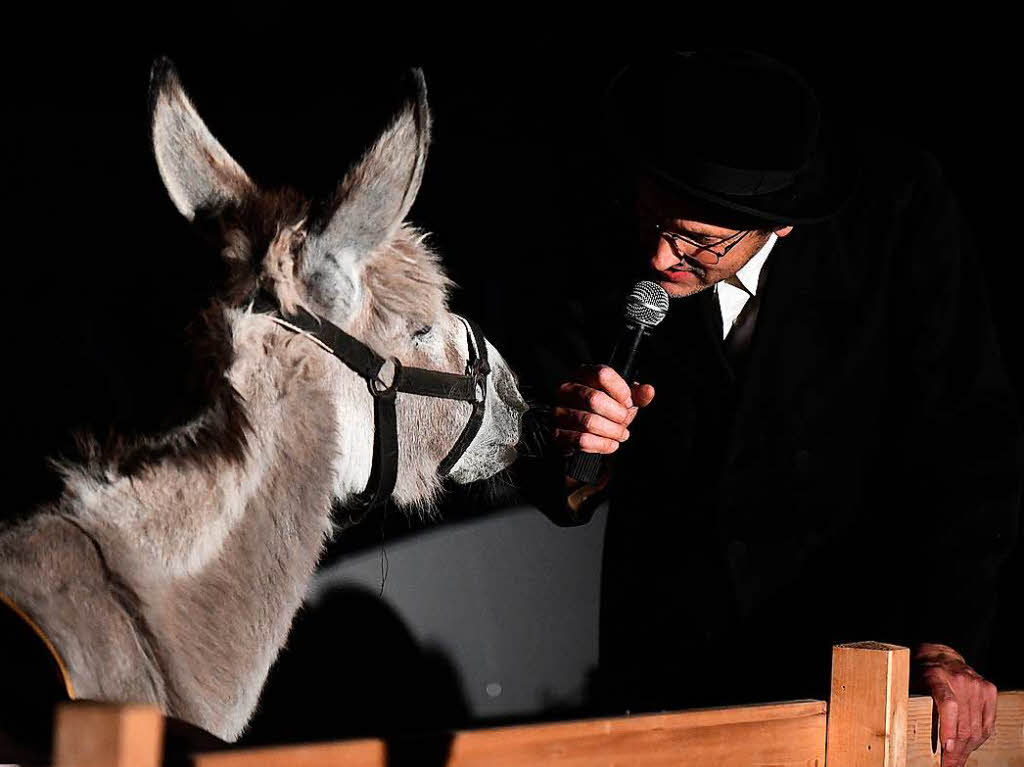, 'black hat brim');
603,52,862,226
625,112,862,226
